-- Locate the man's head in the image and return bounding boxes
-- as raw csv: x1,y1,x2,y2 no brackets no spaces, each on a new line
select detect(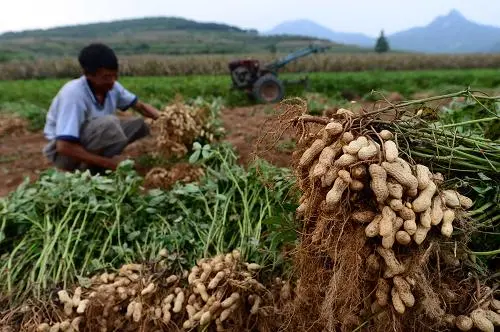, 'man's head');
78,43,119,93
